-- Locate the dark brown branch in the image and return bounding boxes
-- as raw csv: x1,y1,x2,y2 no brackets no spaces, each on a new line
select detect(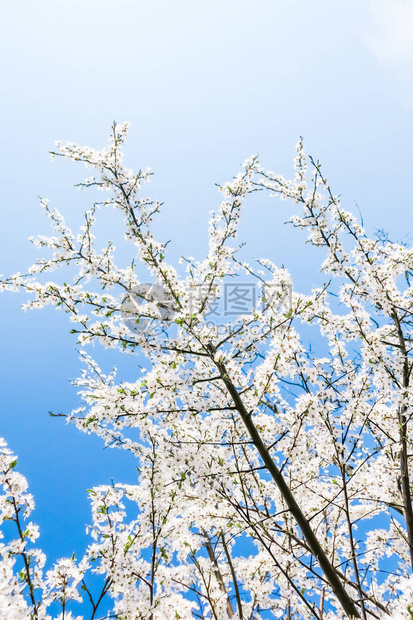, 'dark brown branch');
213,355,360,619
